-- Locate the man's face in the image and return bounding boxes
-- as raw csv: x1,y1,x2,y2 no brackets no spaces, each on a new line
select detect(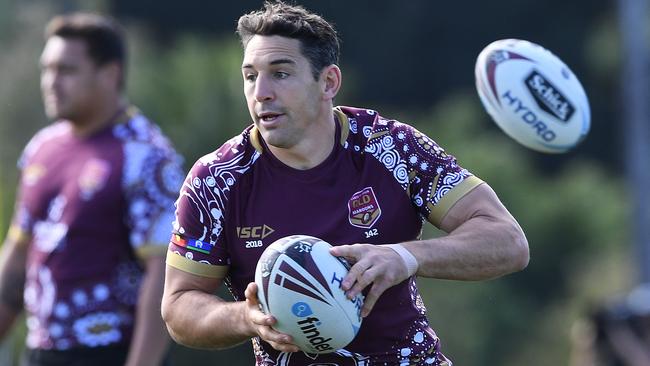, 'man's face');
242,35,323,149
40,36,106,122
